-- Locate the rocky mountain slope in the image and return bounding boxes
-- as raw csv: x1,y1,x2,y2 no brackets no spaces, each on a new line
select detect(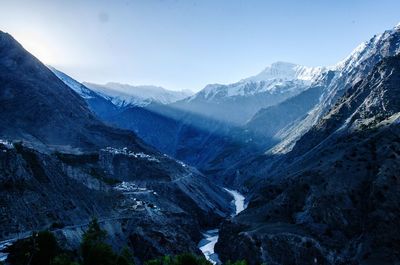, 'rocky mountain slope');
271,23,400,155
0,32,146,153
216,51,400,265
93,102,269,179
245,84,324,139
48,67,120,120
0,30,232,262
212,23,400,189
